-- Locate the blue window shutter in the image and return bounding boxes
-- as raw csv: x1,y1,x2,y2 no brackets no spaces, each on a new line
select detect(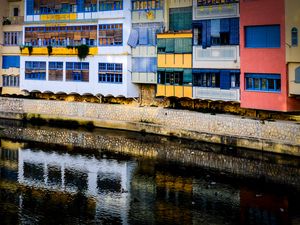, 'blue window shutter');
139,28,148,45
77,0,84,12
128,29,138,47
220,70,231,89
266,25,280,47
206,20,211,47
2,56,20,69
26,0,34,15
202,21,207,48
220,18,230,32
211,19,220,37
229,18,239,45
245,25,280,48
